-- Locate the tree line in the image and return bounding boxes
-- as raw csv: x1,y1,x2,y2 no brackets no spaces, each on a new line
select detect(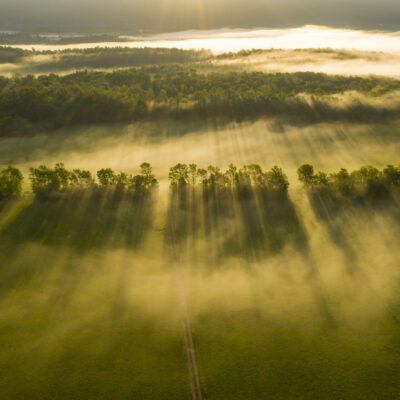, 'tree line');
298,163,400,200
1,162,399,201
2,67,400,136
0,46,212,69
169,163,289,198
28,163,158,198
